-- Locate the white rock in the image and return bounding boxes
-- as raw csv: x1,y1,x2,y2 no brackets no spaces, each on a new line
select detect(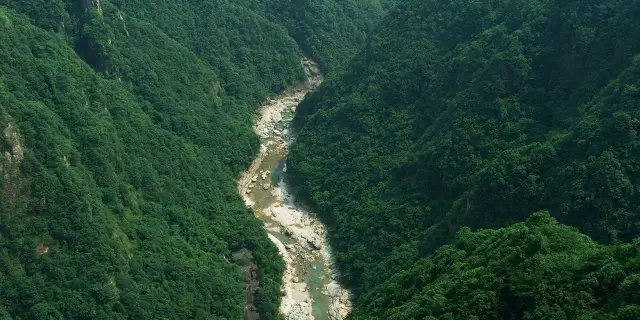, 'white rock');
238,59,351,320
